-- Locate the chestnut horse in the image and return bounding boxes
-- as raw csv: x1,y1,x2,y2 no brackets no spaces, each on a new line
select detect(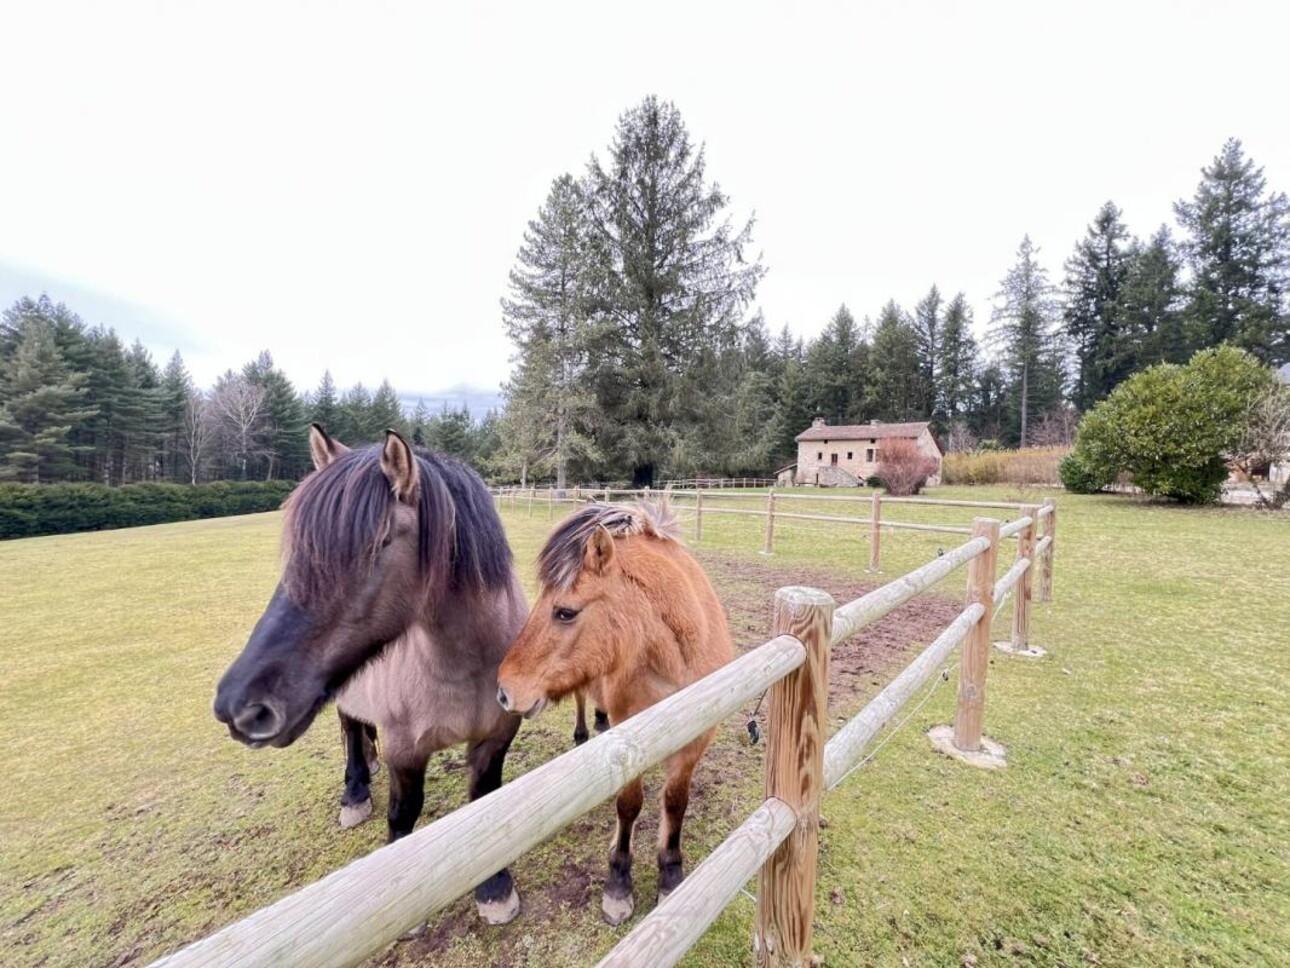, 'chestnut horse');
214,427,527,924
496,501,733,925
